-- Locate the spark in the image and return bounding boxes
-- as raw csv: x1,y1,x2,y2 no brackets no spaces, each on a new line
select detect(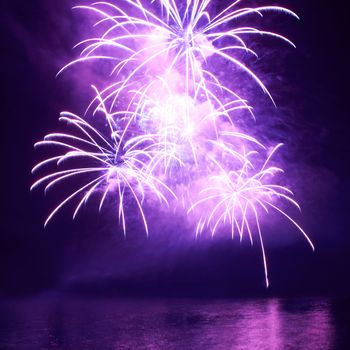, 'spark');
32,99,176,235
188,143,314,287
59,0,298,110
33,0,313,287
